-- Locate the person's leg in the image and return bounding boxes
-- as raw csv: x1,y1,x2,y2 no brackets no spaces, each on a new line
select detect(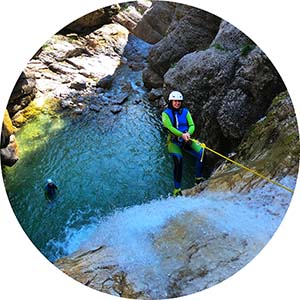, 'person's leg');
184,141,205,184
168,141,183,195
172,154,183,189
